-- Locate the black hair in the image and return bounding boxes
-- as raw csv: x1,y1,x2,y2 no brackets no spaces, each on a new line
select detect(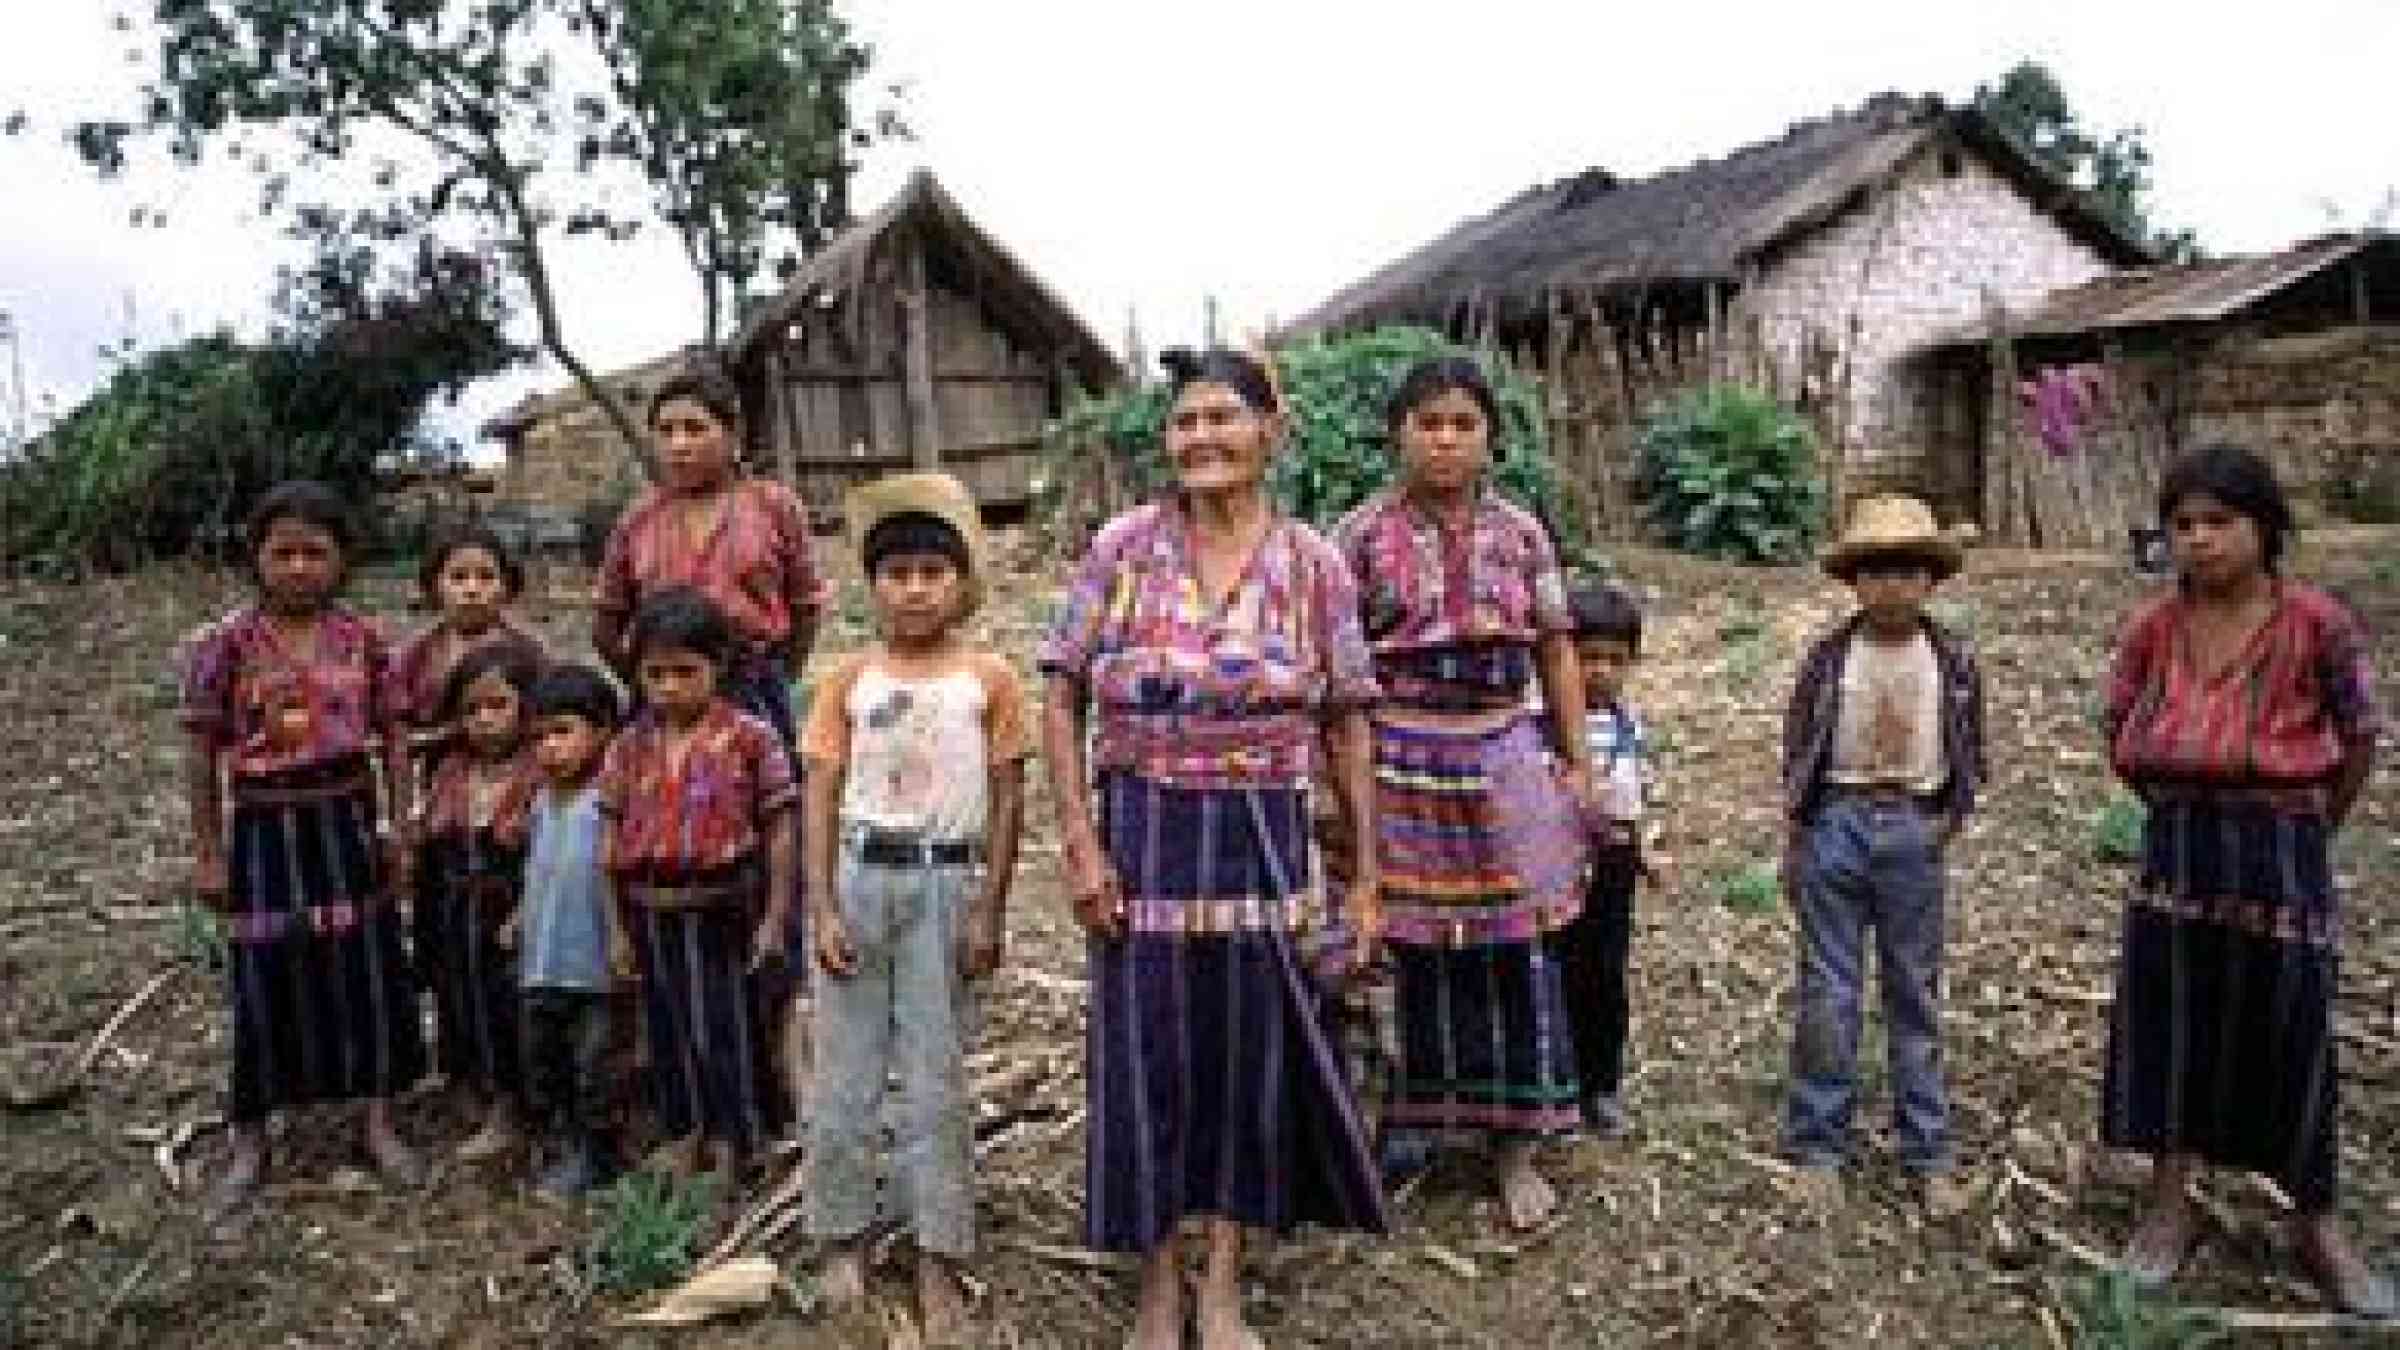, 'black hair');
246,480,355,583
1387,356,1502,443
863,511,969,578
527,661,624,731
1159,346,1277,414
434,638,544,729
2156,443,2292,574
626,583,735,669
1568,582,1643,654
646,359,744,434
418,520,525,604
